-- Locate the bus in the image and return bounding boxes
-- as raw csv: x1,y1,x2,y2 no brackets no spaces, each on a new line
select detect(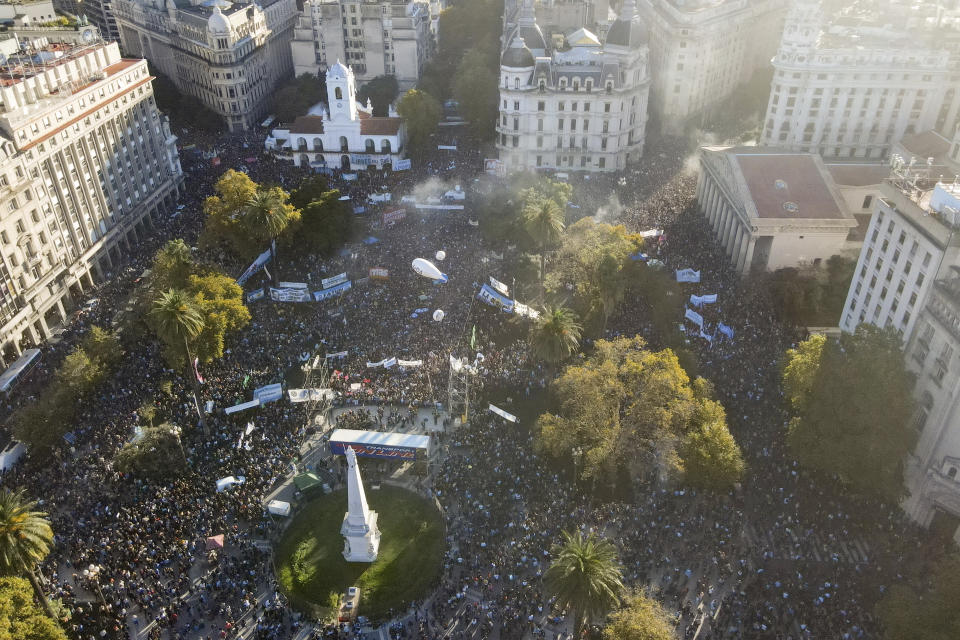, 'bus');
0,348,41,396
